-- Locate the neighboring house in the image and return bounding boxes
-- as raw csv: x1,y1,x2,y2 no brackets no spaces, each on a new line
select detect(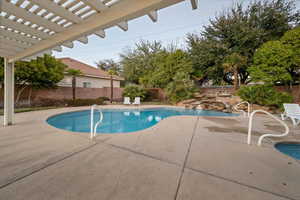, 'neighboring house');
58,57,123,88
